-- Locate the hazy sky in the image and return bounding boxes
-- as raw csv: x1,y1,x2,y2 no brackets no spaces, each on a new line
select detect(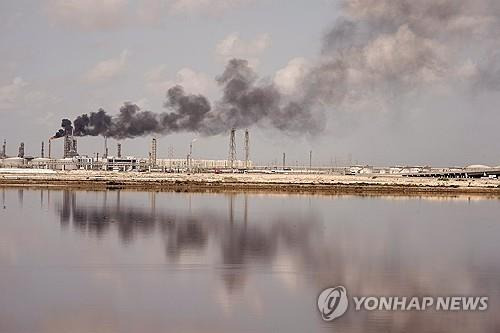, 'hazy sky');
1,0,499,167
